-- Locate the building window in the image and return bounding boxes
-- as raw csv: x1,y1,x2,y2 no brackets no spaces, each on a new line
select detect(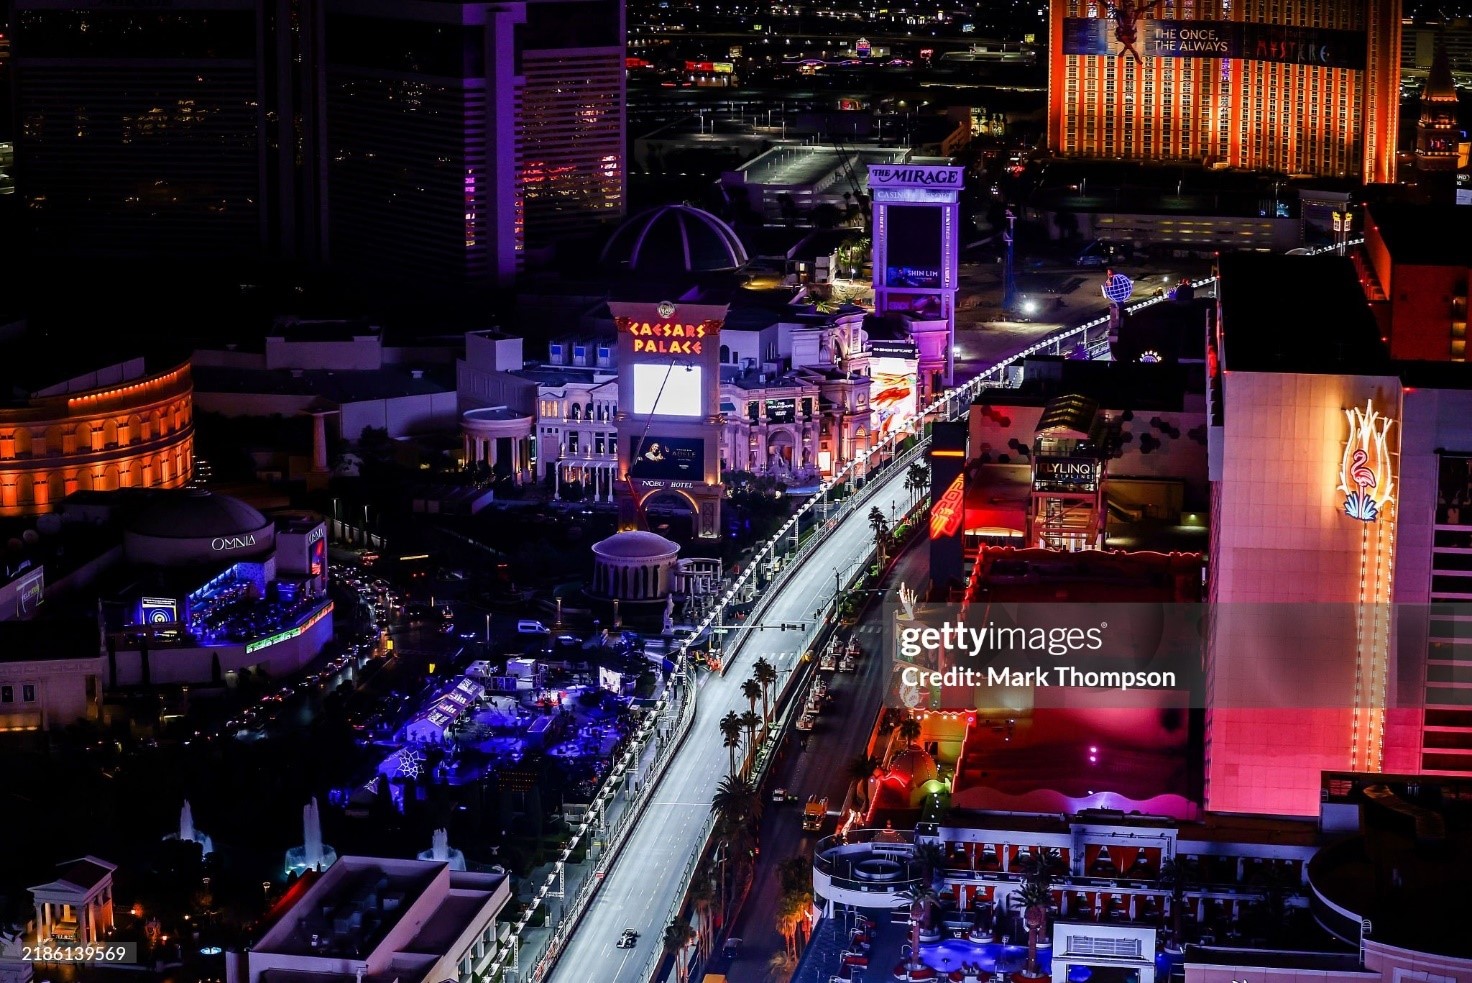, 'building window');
595,436,605,455
22,684,35,702
0,686,11,703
